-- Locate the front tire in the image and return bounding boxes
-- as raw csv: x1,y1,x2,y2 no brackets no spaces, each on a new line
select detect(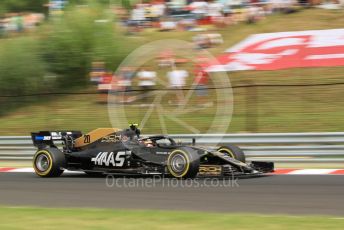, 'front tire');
33,148,65,177
217,145,246,163
167,147,200,179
